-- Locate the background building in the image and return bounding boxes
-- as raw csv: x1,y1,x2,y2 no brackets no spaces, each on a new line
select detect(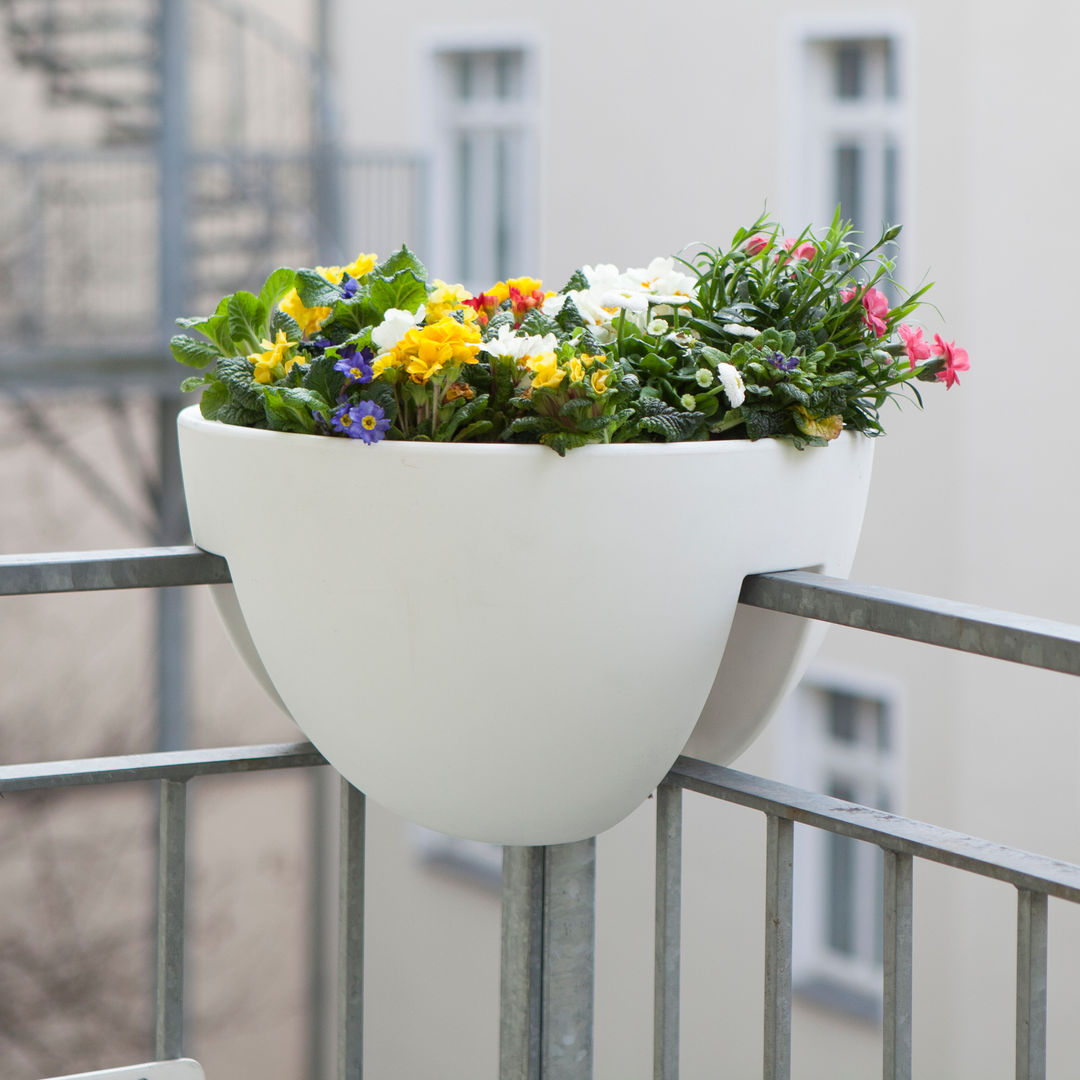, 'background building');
2,1,1079,1077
